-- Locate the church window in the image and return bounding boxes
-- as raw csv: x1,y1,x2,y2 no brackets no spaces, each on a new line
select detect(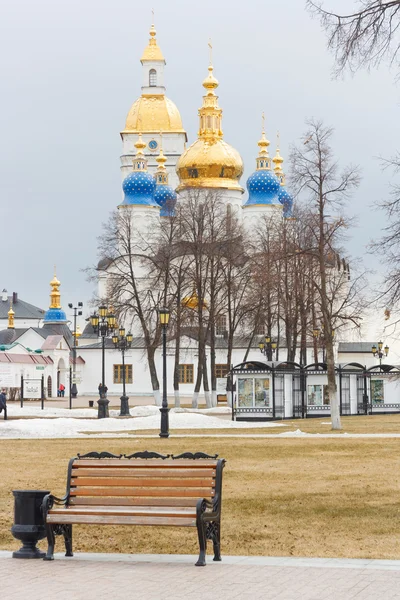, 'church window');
215,315,227,336
149,69,157,86
188,168,198,178
178,364,194,384
113,364,133,384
